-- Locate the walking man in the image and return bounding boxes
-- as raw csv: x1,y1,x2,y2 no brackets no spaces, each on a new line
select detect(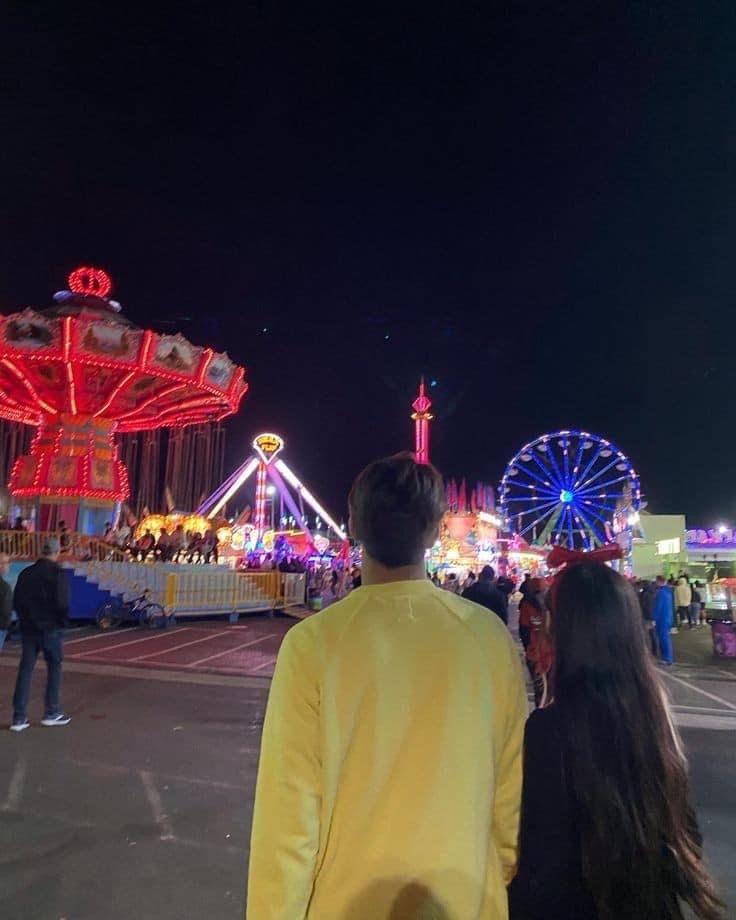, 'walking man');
247,453,527,919
10,538,71,731
0,553,12,652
